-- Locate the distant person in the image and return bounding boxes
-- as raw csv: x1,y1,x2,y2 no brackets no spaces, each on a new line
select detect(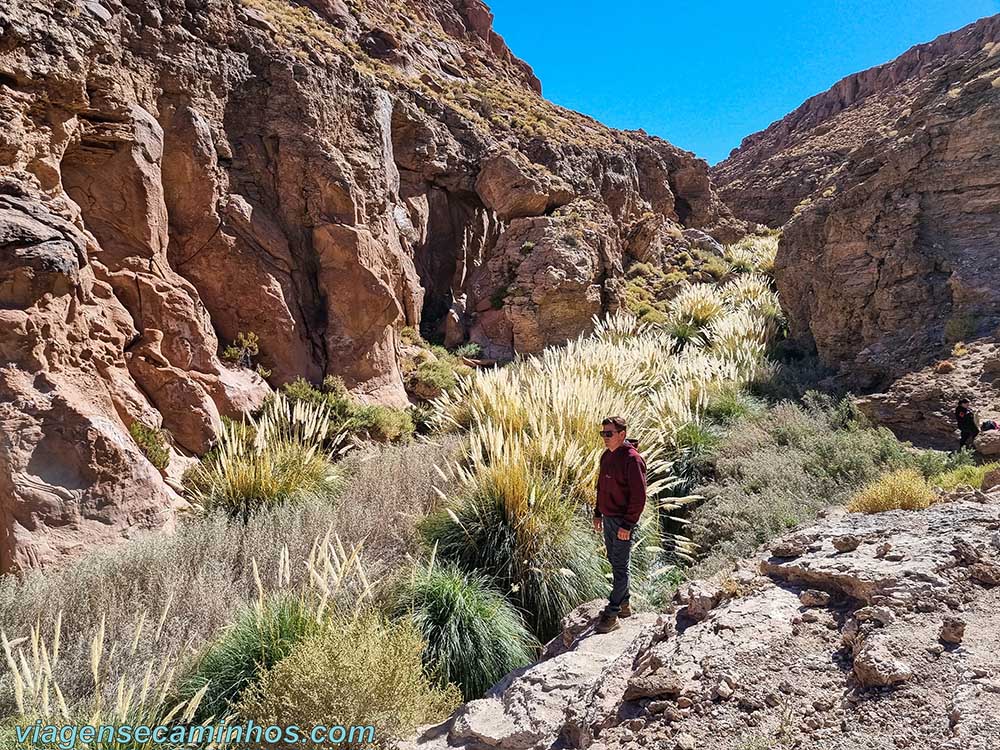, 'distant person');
592,416,647,634
956,398,979,450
